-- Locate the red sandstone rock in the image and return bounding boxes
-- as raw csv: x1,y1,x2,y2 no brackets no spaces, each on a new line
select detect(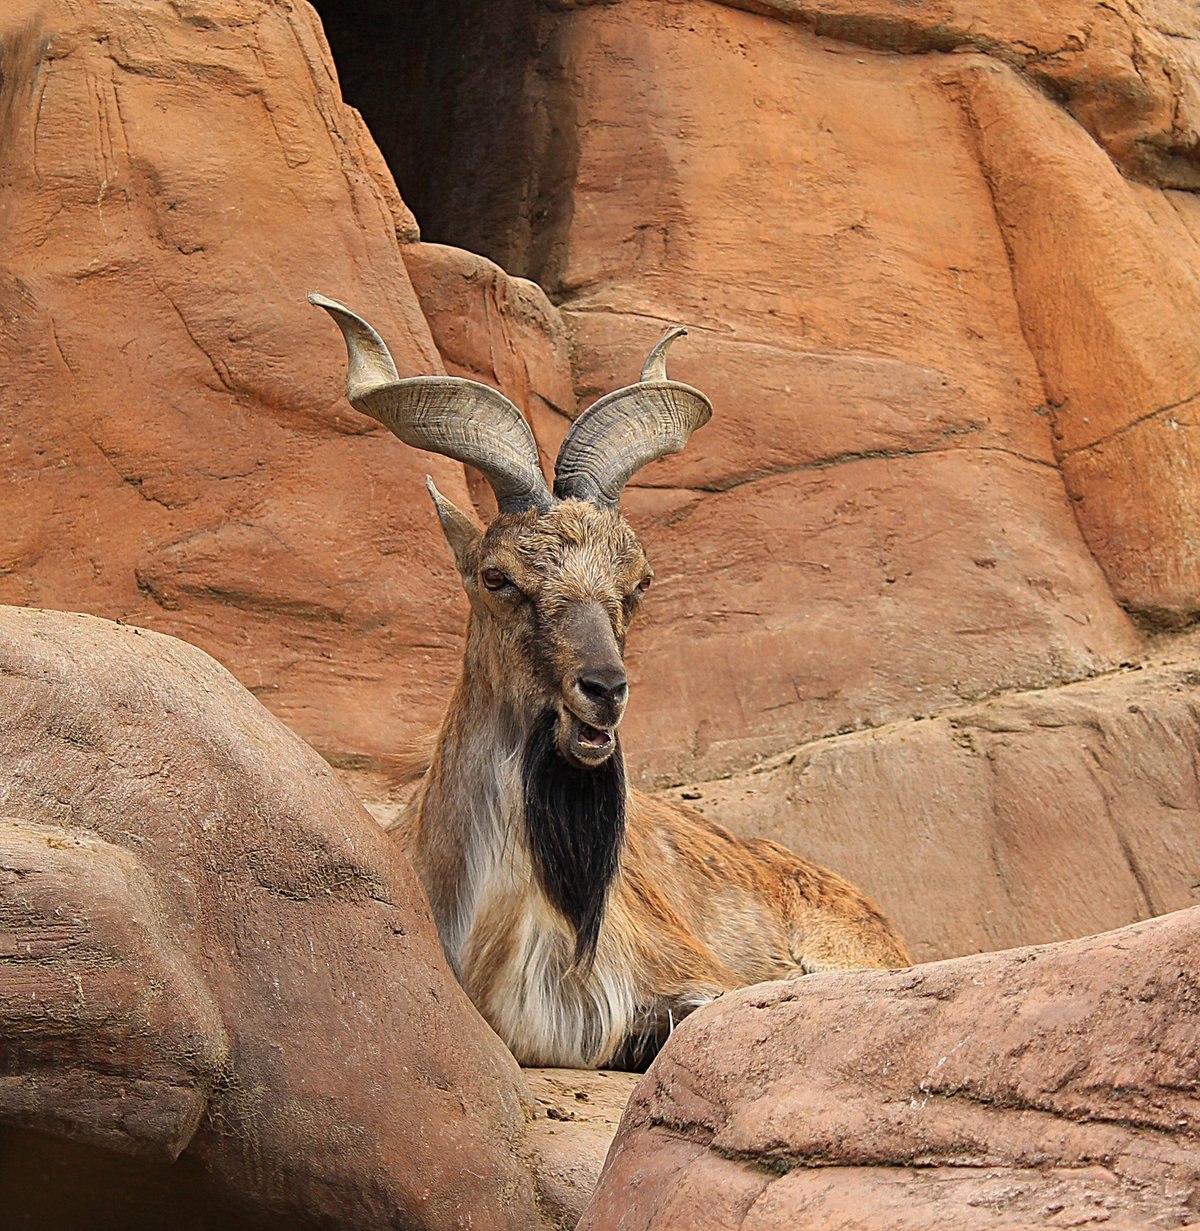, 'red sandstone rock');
2,0,1200,991
581,907,1200,1231
712,0,1200,189
621,446,1137,785
948,60,1200,622
403,241,576,519
443,0,1149,781
0,0,466,768
659,640,1200,962
0,605,542,1231
6,0,1194,792
0,818,227,1161
398,0,1200,768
